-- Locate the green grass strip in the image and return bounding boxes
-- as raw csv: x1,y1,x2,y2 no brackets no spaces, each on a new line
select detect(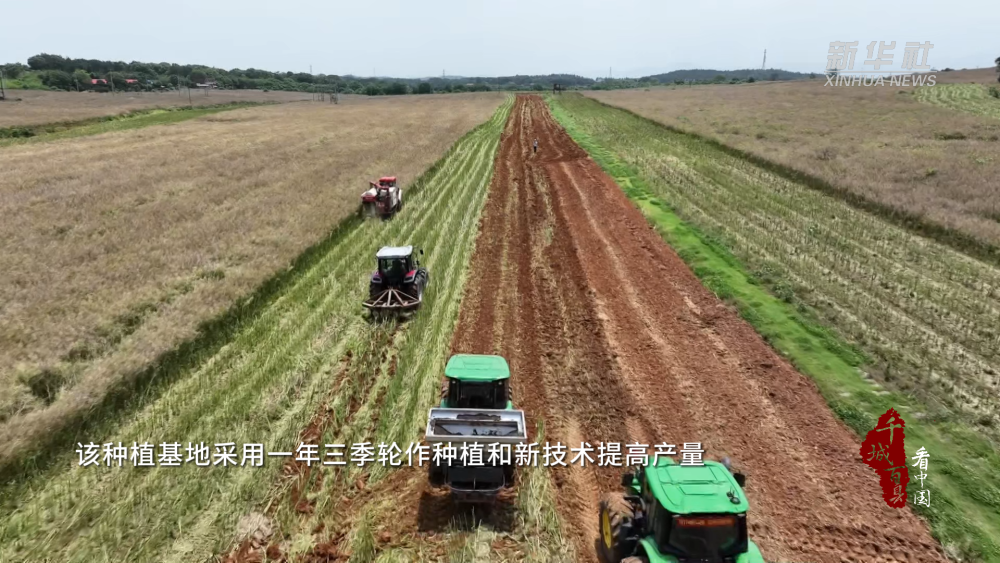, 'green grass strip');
914,84,1000,121
547,94,1000,563
0,102,268,146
